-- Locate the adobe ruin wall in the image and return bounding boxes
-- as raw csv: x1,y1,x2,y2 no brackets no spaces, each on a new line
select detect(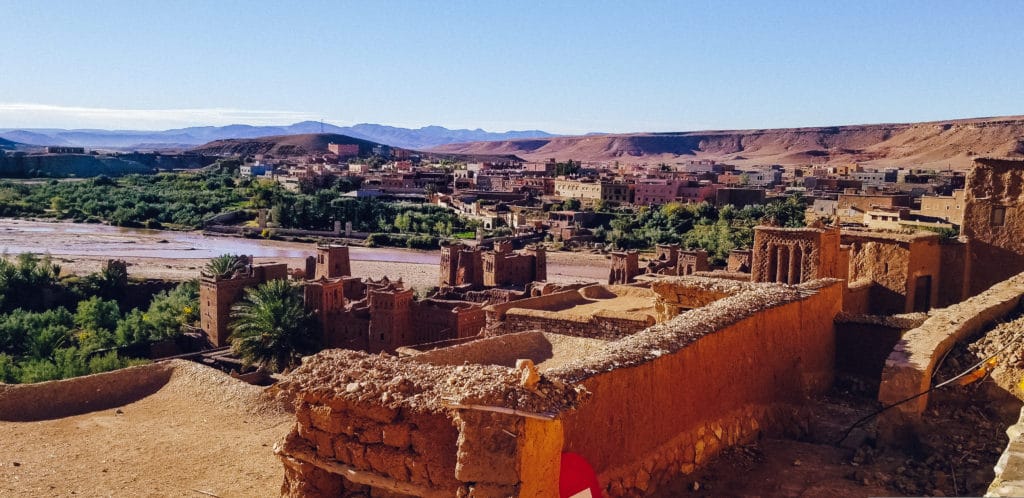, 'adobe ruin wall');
494,309,654,341
274,349,579,497
542,278,843,495
877,271,1024,444
275,277,845,497
0,362,176,422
